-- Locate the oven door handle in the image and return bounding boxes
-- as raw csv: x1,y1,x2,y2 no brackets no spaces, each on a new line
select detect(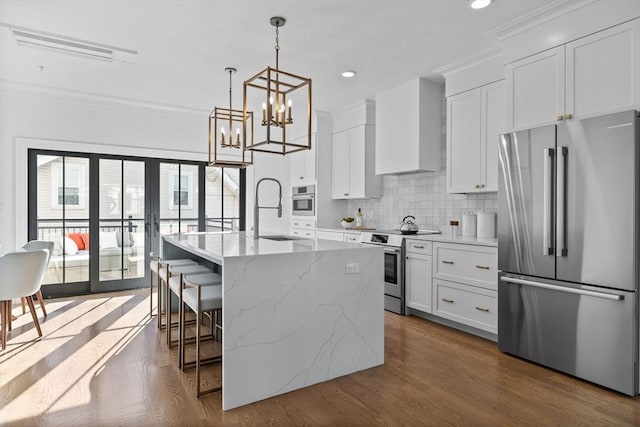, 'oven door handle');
384,248,401,255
